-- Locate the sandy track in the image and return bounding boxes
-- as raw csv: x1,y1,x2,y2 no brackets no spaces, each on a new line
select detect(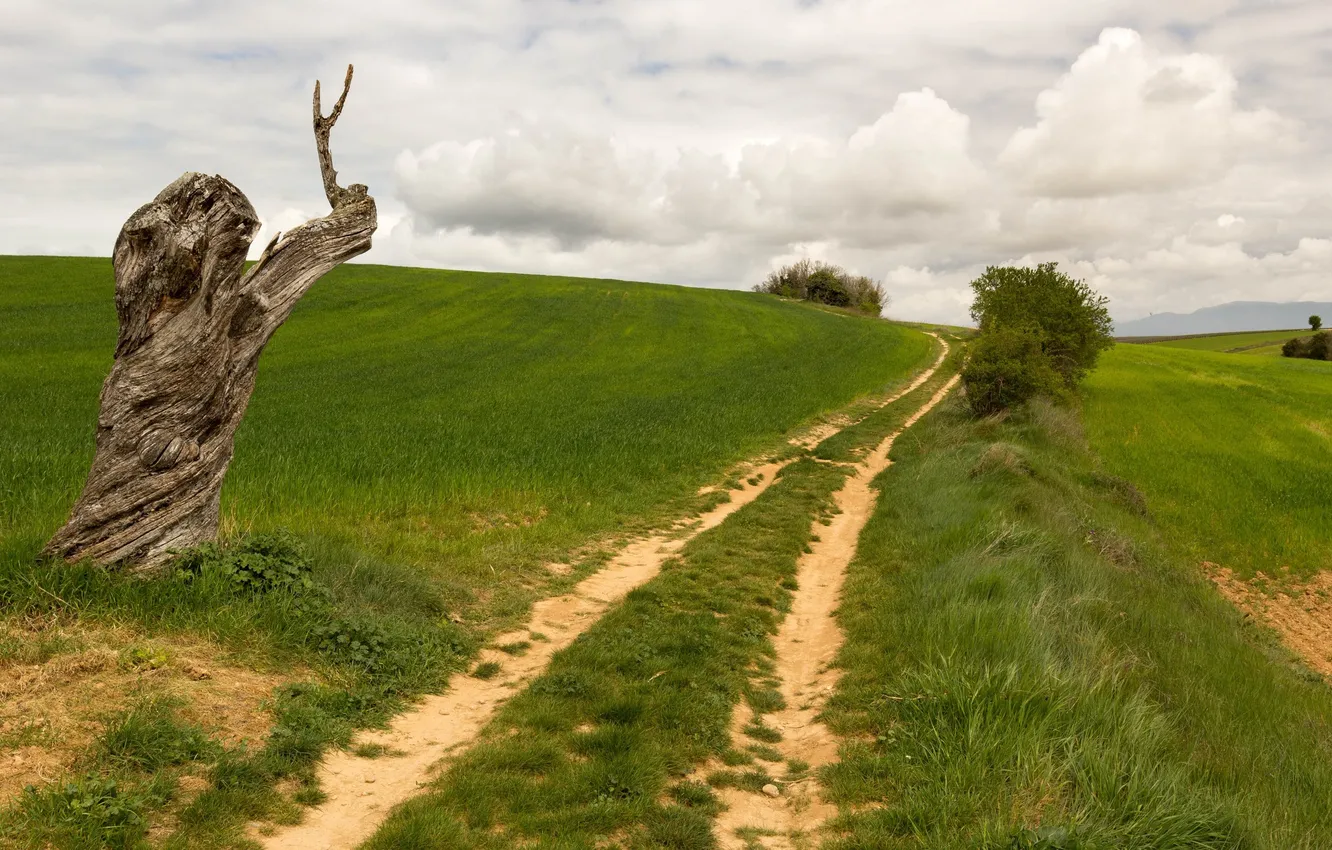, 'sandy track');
259,335,950,850
715,370,961,849
258,459,786,850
